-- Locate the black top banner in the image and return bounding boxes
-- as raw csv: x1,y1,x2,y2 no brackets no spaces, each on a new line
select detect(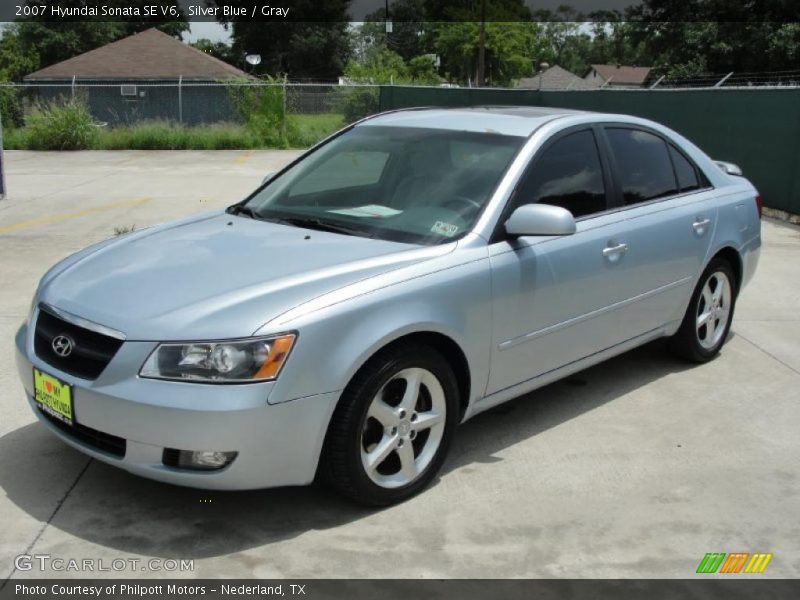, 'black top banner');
3,0,800,23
